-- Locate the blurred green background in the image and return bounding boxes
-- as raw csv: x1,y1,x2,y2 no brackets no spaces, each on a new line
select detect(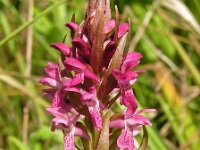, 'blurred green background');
0,0,200,149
